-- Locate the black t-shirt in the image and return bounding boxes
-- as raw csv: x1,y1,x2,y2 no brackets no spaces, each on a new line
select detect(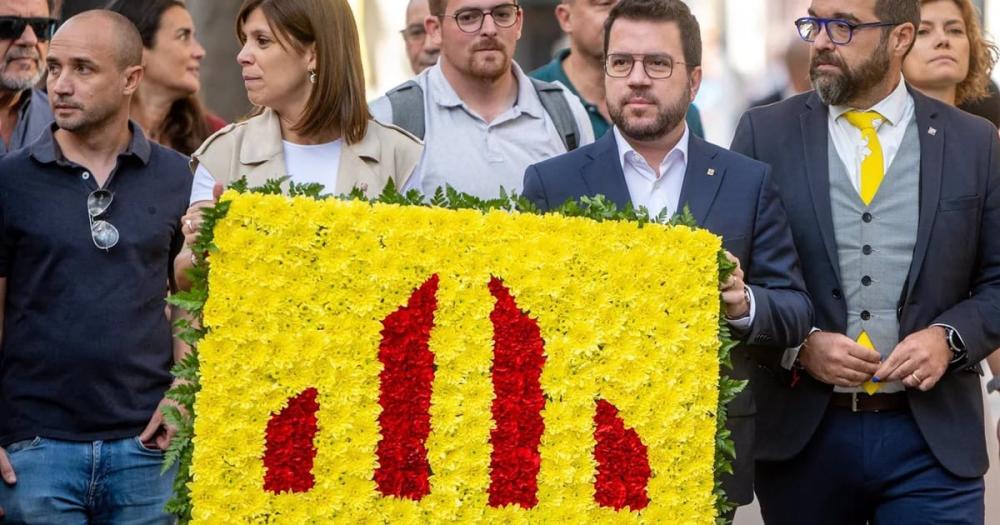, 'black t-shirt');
0,124,192,446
